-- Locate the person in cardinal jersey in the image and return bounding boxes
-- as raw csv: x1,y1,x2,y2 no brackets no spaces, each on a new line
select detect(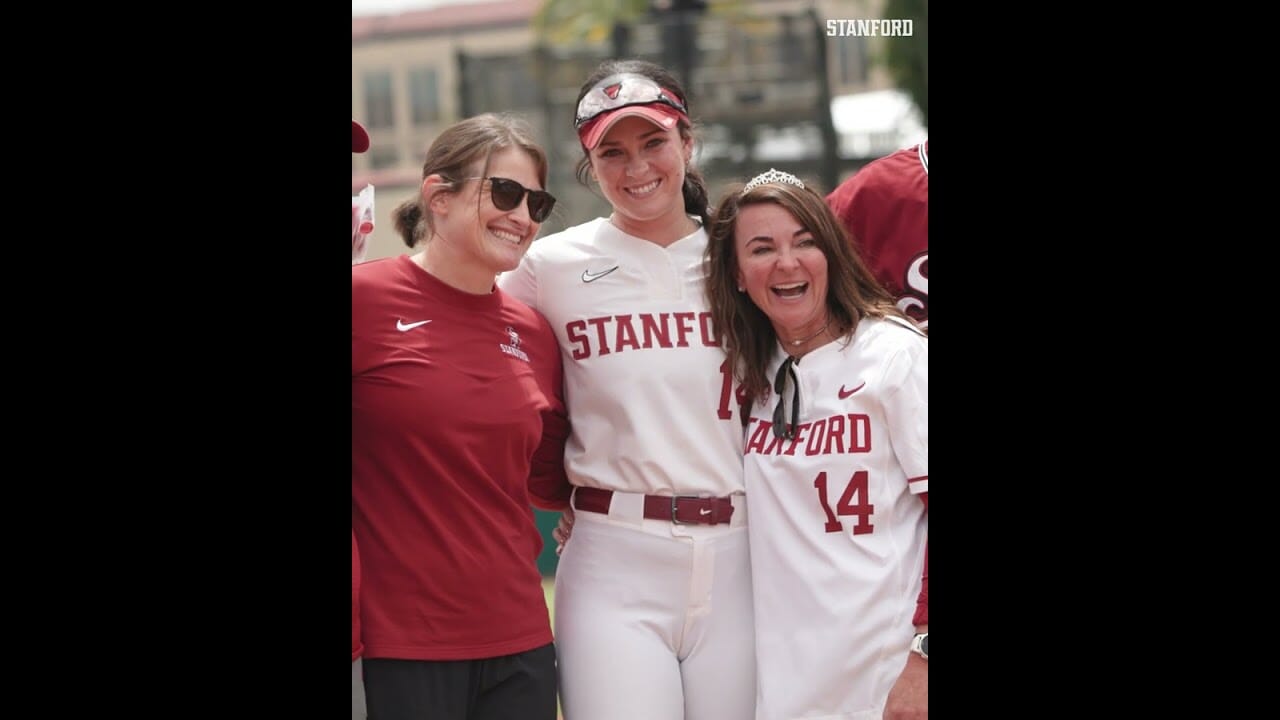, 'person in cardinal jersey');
825,141,928,332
